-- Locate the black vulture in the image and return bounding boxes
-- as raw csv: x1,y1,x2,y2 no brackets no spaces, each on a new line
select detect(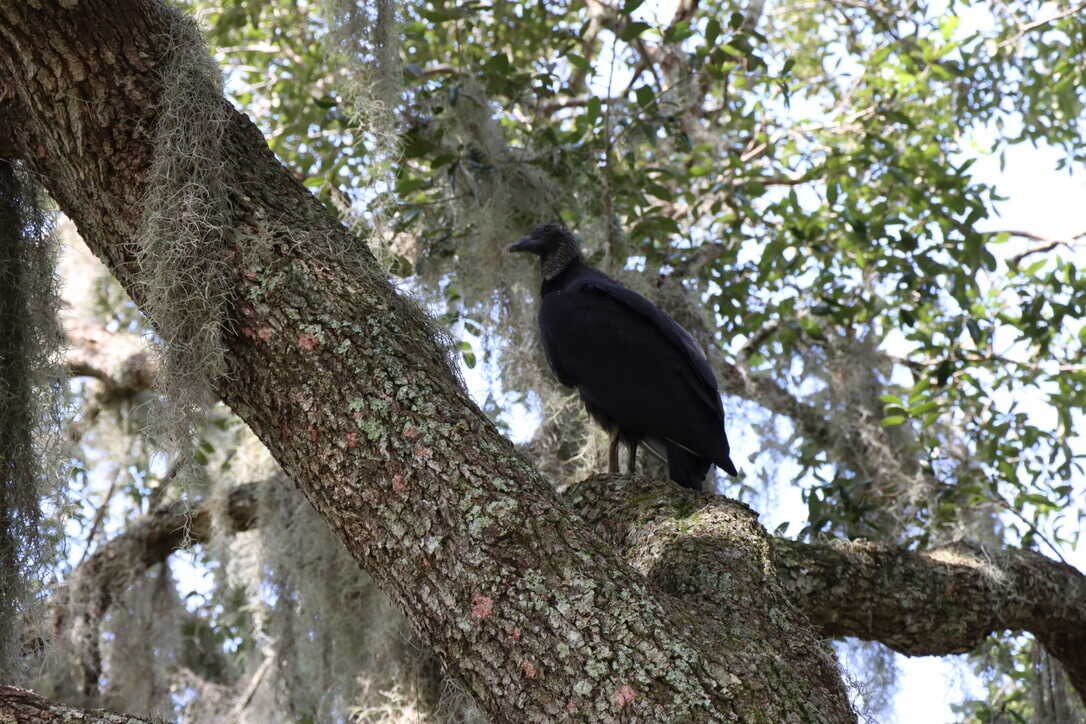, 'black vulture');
508,223,738,490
